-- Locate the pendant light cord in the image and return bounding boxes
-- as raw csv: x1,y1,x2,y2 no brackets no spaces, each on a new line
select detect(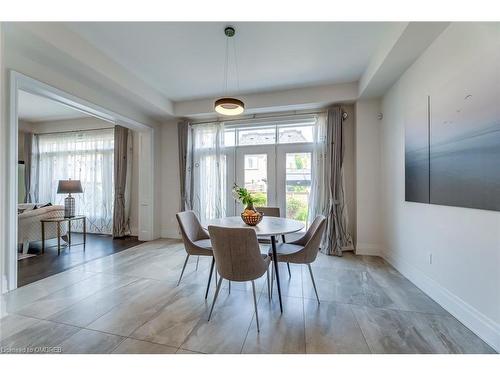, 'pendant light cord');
232,36,240,94
224,36,229,95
